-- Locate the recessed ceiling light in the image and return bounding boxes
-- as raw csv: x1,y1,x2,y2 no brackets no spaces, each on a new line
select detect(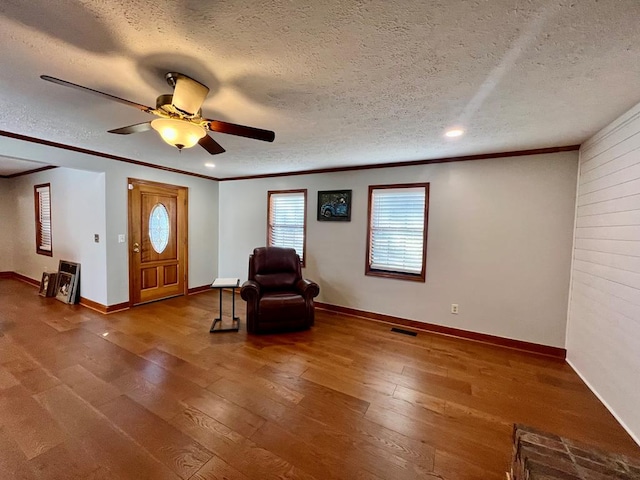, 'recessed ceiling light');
204,163,216,168
445,128,464,138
